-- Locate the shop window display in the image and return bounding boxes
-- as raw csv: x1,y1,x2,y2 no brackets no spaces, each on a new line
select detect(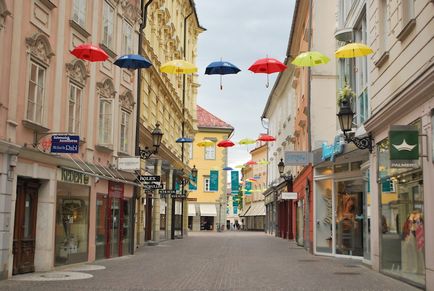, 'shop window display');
315,179,333,253
378,137,425,286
